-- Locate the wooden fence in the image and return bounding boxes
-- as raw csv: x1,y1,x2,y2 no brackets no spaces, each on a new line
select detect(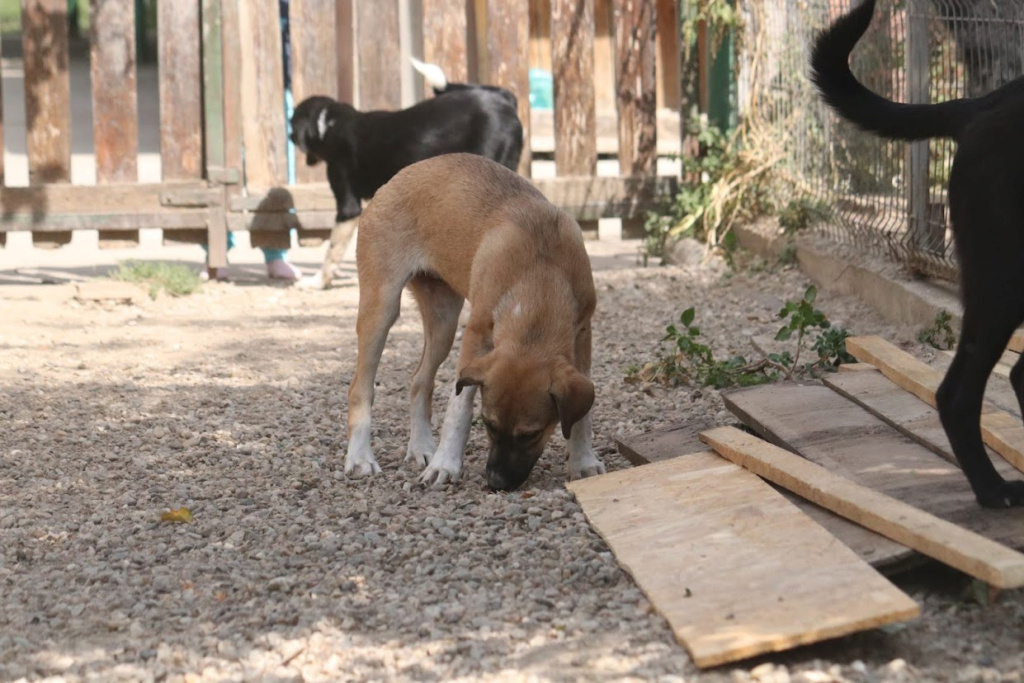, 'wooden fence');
1,0,688,269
